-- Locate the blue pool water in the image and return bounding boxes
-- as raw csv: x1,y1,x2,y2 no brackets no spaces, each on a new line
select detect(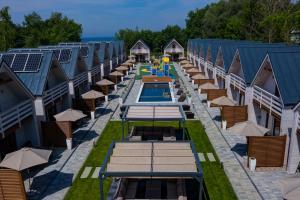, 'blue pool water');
139,83,172,102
